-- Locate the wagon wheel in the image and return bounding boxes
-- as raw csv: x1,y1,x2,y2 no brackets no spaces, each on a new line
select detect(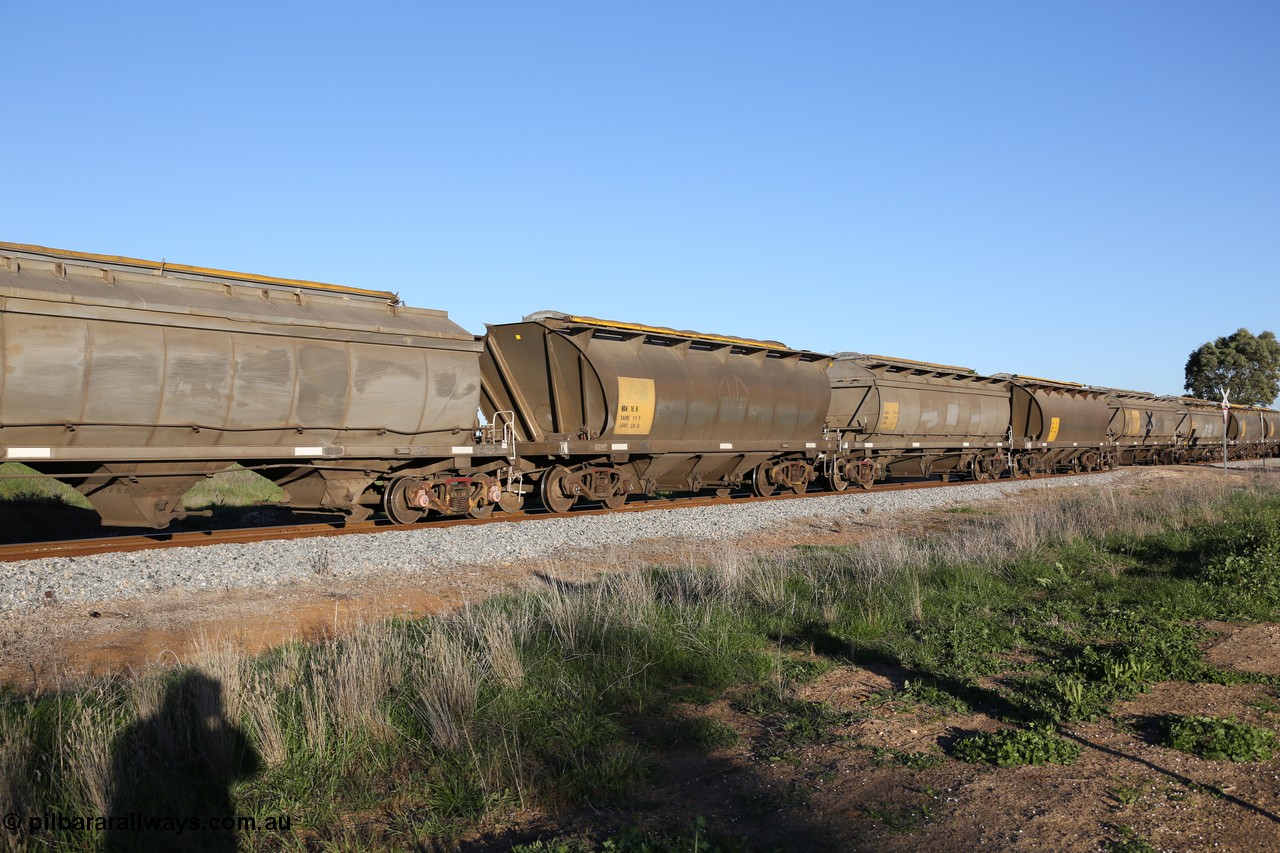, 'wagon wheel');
989,453,1008,479
602,487,628,510
751,461,777,497
498,491,525,513
1006,454,1022,480
970,457,991,482
789,465,810,495
383,477,426,525
828,460,850,493
468,475,496,519
540,465,578,513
